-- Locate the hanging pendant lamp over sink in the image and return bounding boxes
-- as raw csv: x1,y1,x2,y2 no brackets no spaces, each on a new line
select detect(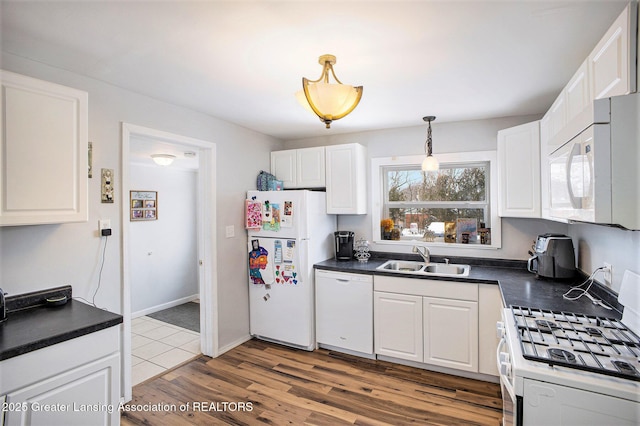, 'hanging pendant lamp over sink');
296,54,363,129
421,116,439,171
